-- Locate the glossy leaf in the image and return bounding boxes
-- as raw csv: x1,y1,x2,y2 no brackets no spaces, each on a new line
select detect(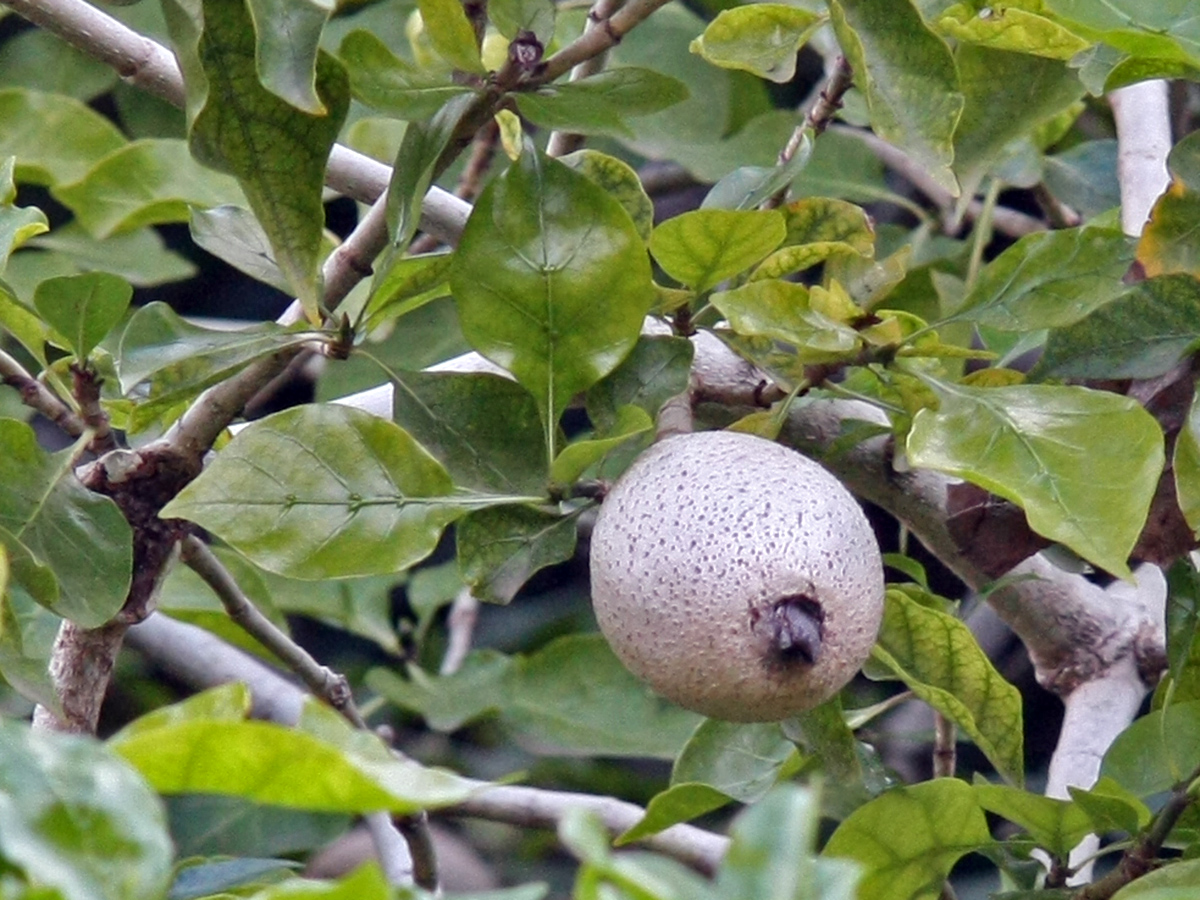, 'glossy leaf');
363,251,452,332
689,5,823,82
456,504,578,604
617,783,731,845
0,421,132,627
1101,698,1200,797
936,3,1091,59
650,209,785,292
515,68,689,138
551,405,652,485
416,0,484,73
711,280,862,361
168,857,301,899
1035,274,1200,380
673,719,798,802
117,302,315,407
1137,178,1200,279
32,272,131,360
559,149,654,242
111,691,476,812
391,370,547,495
0,87,126,186
0,156,48,272
162,0,349,321
0,720,173,900
1174,390,1200,538
974,783,1091,858
159,404,491,579
52,138,243,238
824,779,990,900
955,225,1134,331
873,586,1024,784
907,381,1164,577
828,0,963,194
952,45,1084,202
339,29,471,121
450,148,654,458
245,0,333,114
585,335,694,434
